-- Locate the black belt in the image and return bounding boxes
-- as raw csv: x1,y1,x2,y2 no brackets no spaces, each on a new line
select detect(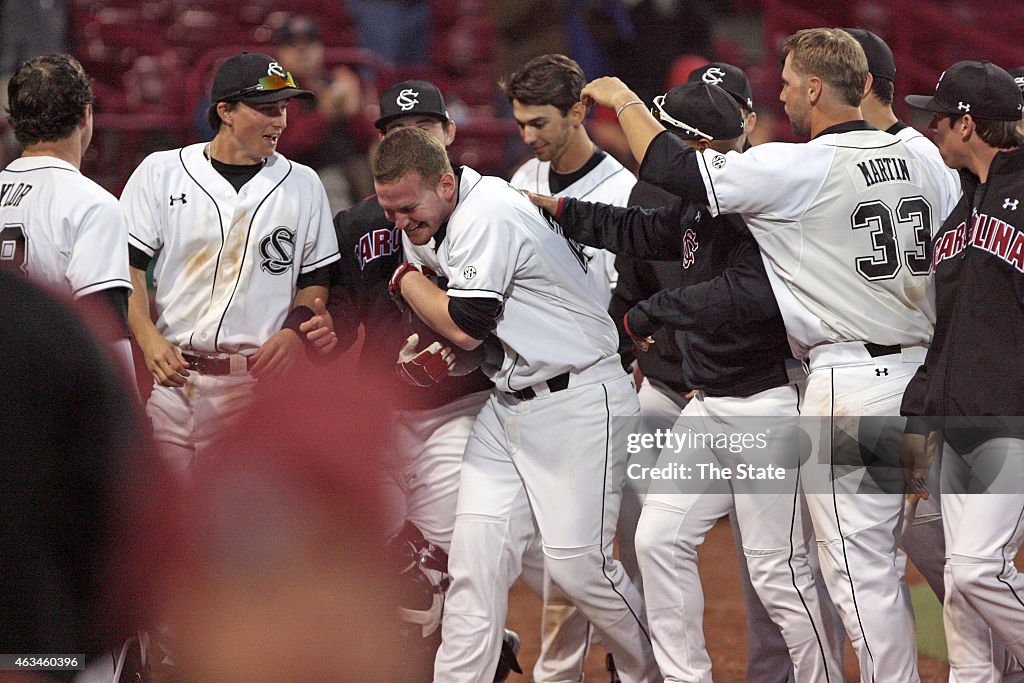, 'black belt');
864,343,901,358
182,353,254,376
511,372,570,400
